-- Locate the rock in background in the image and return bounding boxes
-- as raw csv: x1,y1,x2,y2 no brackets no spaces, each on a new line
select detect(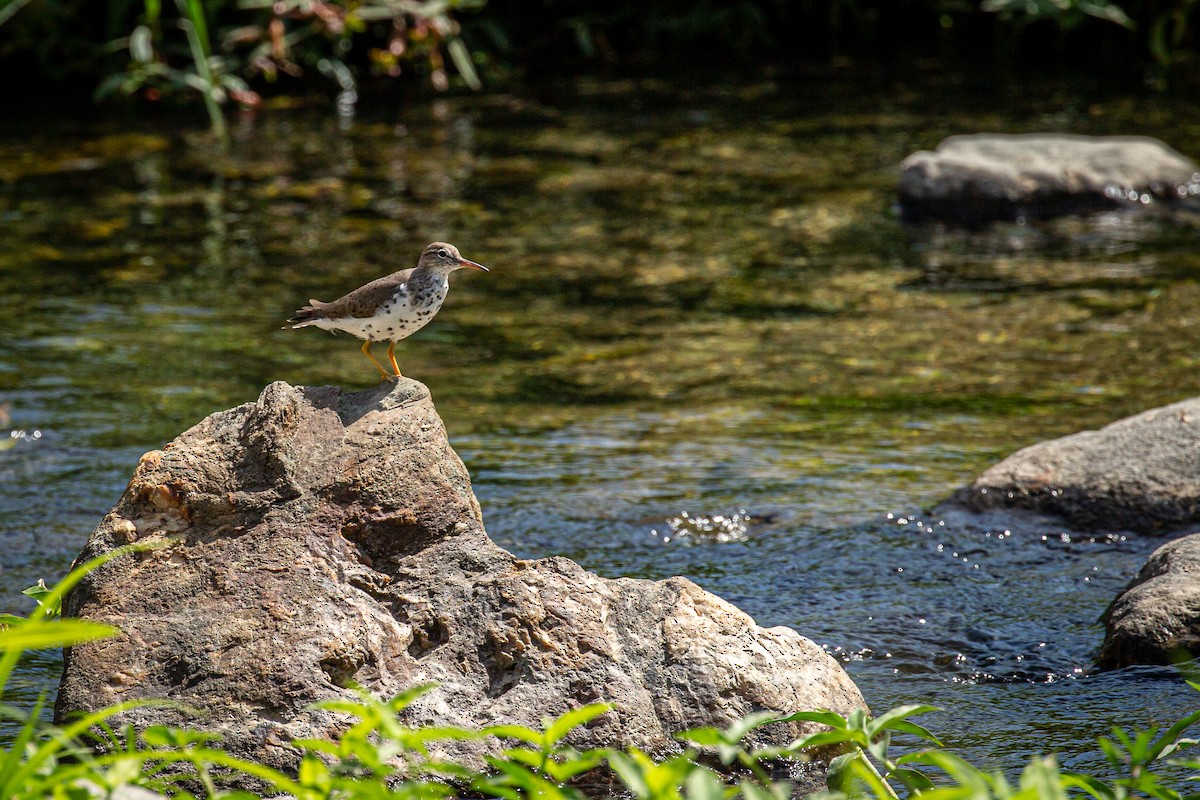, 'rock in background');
899,134,1200,224
936,397,1200,535
56,381,866,777
1098,534,1200,669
